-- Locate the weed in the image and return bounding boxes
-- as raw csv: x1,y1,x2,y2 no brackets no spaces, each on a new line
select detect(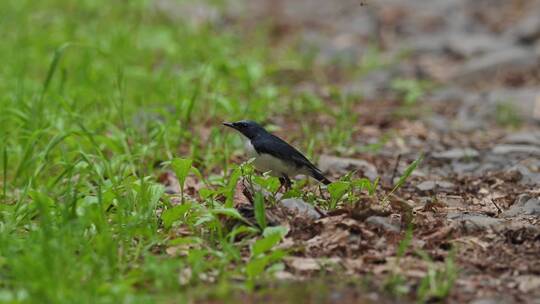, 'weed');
495,101,522,128
384,226,414,297
326,171,380,209
383,155,423,204
416,249,458,303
